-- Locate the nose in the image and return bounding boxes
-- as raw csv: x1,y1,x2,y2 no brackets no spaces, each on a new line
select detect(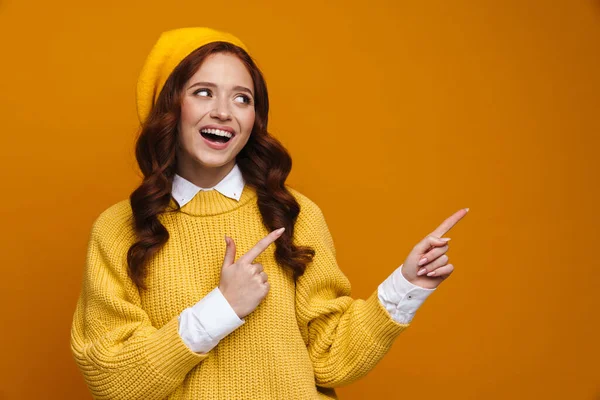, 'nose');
209,97,232,121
